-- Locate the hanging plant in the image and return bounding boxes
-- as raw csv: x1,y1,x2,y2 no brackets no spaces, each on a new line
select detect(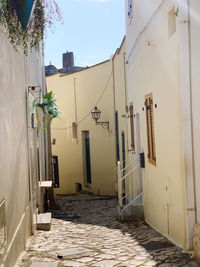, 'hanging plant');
32,91,61,131
0,0,63,53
